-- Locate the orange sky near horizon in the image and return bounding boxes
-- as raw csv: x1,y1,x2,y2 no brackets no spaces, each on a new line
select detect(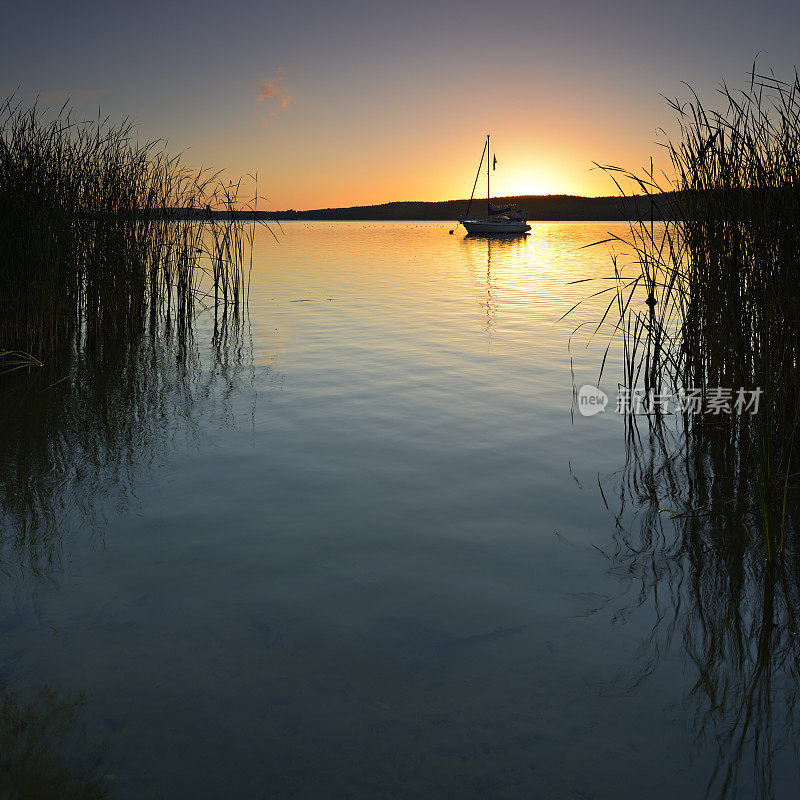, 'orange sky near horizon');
193,83,678,211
